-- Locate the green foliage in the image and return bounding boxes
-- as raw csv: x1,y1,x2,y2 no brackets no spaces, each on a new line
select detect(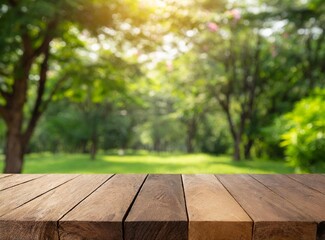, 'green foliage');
1,0,325,171
281,89,325,172
259,117,287,159
198,113,232,155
